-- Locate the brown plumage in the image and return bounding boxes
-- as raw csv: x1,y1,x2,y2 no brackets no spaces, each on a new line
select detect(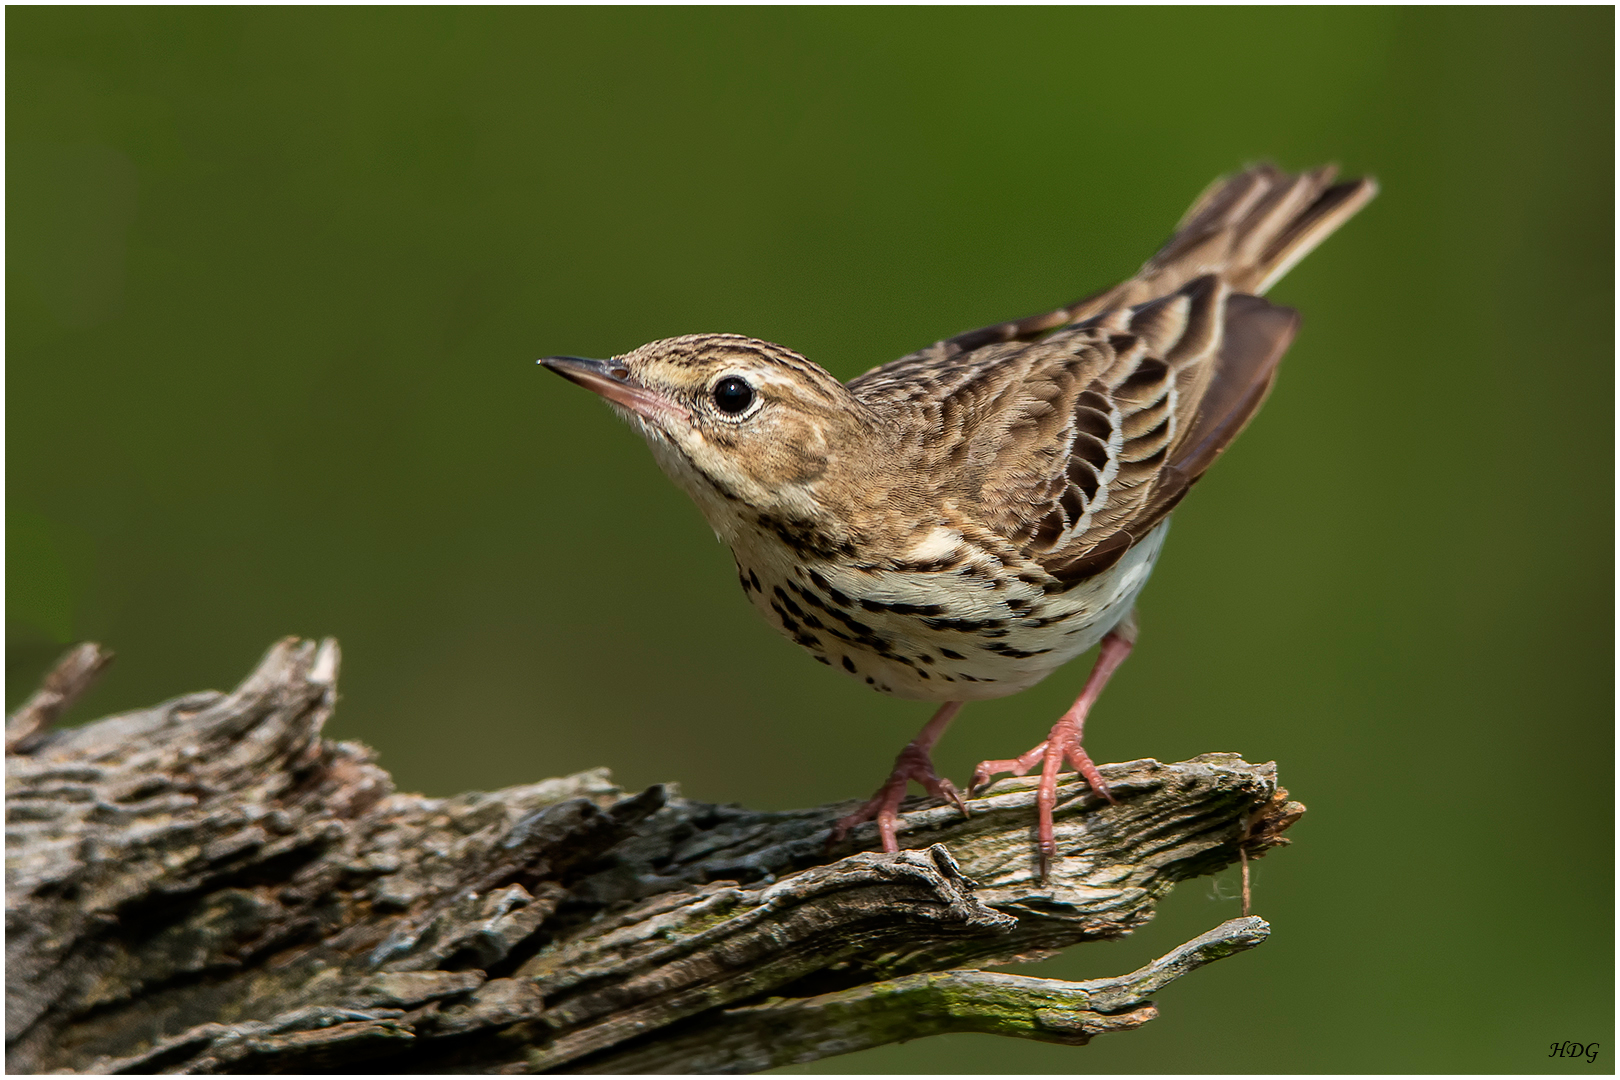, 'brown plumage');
542,163,1376,868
